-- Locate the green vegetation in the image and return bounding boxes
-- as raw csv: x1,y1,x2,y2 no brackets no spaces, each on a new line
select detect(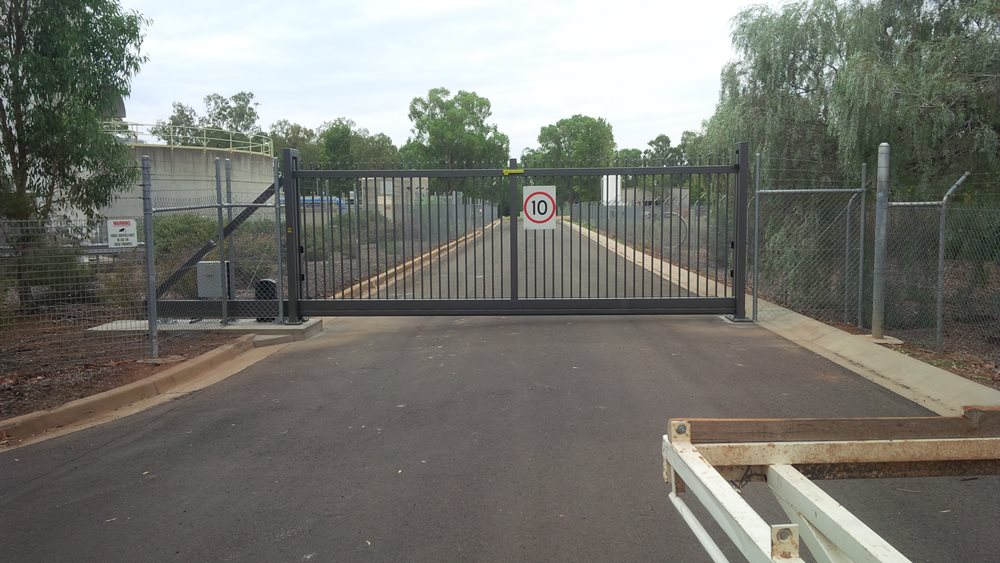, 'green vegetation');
0,0,147,221
693,0,1000,197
